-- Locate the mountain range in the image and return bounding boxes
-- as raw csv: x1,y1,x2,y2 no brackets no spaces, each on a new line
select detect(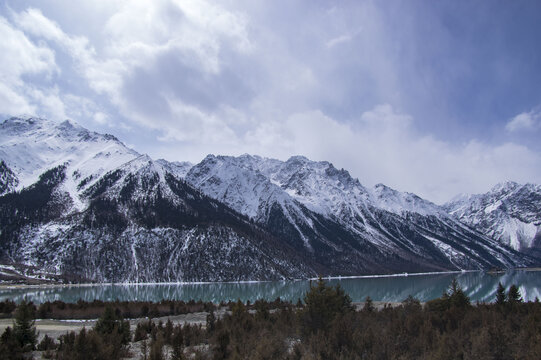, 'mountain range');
0,116,539,282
